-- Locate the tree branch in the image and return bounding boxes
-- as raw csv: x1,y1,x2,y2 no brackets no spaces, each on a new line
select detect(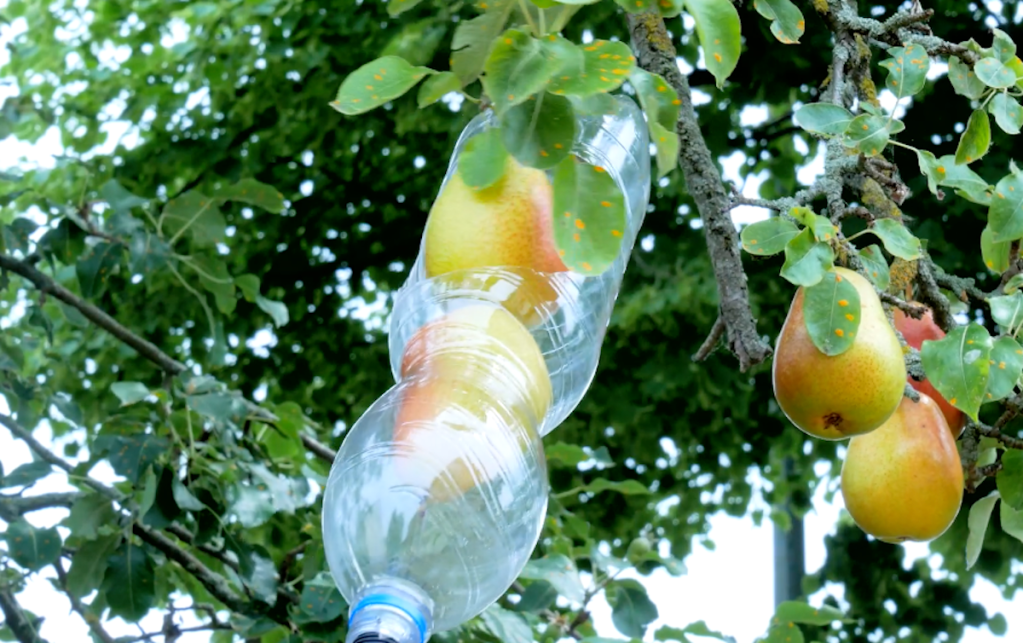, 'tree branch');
54,562,116,643
0,585,45,643
0,253,337,463
0,492,83,522
627,12,772,372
